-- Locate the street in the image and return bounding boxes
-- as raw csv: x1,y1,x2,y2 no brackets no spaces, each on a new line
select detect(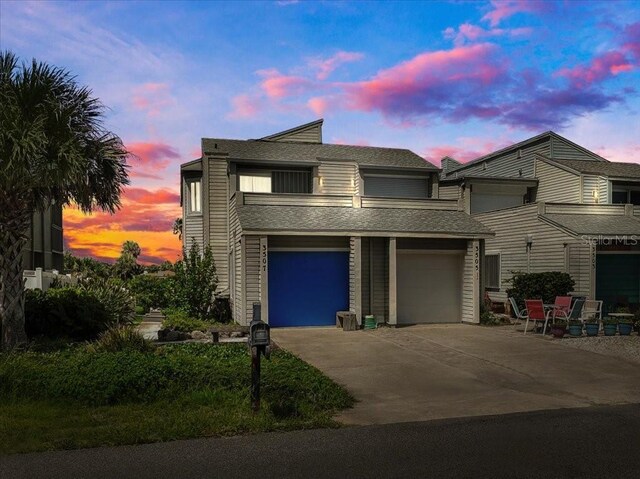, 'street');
3,403,639,479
